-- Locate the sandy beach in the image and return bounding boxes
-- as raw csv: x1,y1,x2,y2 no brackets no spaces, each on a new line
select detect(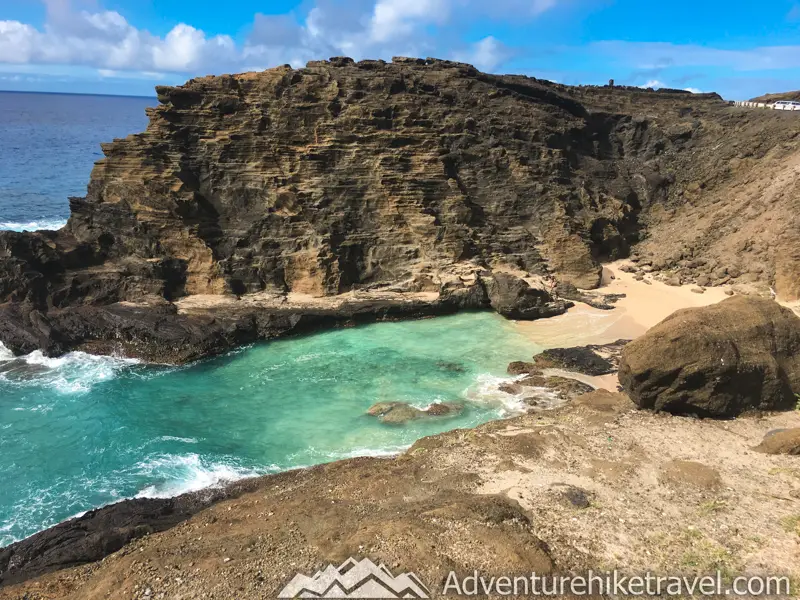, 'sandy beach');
517,261,732,346
514,261,737,390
